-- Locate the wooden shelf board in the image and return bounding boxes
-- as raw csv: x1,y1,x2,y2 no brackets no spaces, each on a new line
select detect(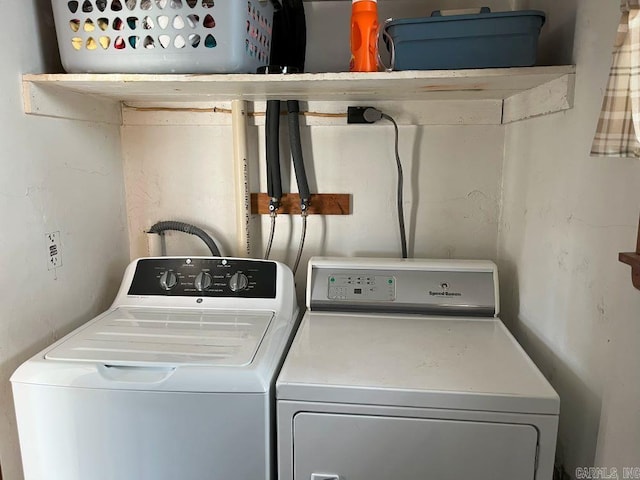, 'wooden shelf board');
23,66,574,102
620,251,640,266
251,193,351,215
22,66,575,124
619,252,640,290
